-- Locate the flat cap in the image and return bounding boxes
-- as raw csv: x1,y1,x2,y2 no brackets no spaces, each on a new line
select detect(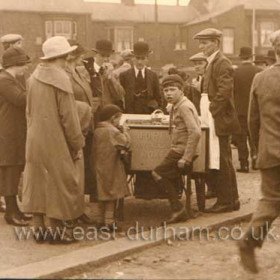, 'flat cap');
193,28,222,40
1,34,23,44
120,49,134,59
189,52,207,61
162,74,184,88
270,29,280,45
